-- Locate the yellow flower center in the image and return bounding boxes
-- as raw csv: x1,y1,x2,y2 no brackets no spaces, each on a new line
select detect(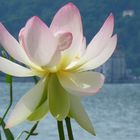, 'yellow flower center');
29,54,83,77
